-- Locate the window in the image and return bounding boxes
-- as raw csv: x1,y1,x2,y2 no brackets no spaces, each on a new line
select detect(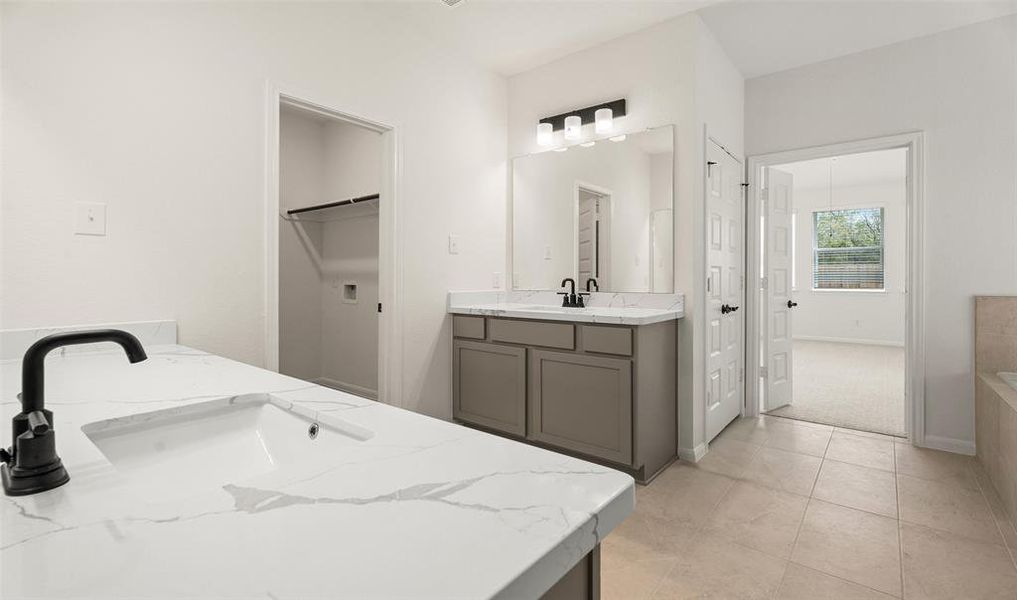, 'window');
812,207,884,290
